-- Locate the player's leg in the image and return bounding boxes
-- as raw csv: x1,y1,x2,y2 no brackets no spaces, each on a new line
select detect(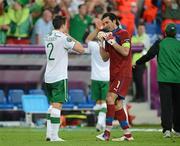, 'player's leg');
91,80,101,112
44,83,52,141
46,105,52,141
111,78,133,141
91,80,105,131
51,102,63,141
158,82,172,138
96,100,107,131
50,79,68,142
97,81,109,131
172,83,180,137
132,64,145,102
112,99,133,141
96,92,116,141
